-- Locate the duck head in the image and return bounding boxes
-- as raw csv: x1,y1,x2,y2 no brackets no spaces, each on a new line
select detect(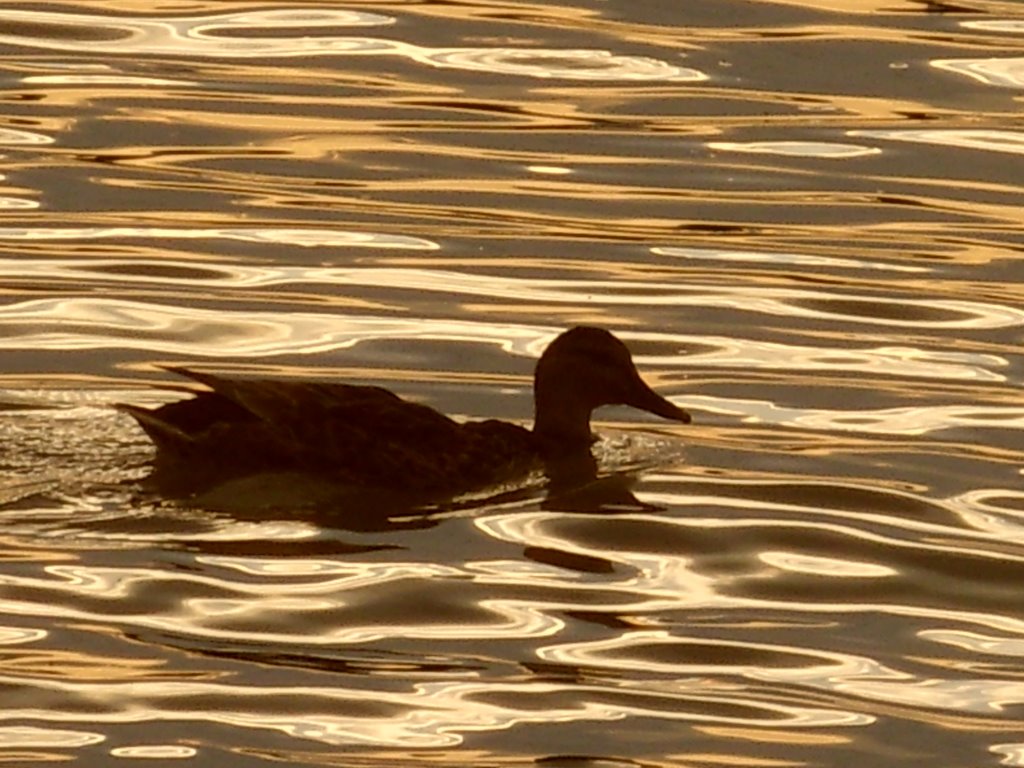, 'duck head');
532,326,691,450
